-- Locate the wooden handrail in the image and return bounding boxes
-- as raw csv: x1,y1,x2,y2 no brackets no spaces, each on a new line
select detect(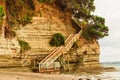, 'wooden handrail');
40,47,60,63
65,34,74,46
39,32,82,68
40,34,74,63
44,46,63,62
39,17,82,69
